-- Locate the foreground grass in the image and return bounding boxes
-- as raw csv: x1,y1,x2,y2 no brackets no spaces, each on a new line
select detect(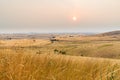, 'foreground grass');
0,53,120,80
